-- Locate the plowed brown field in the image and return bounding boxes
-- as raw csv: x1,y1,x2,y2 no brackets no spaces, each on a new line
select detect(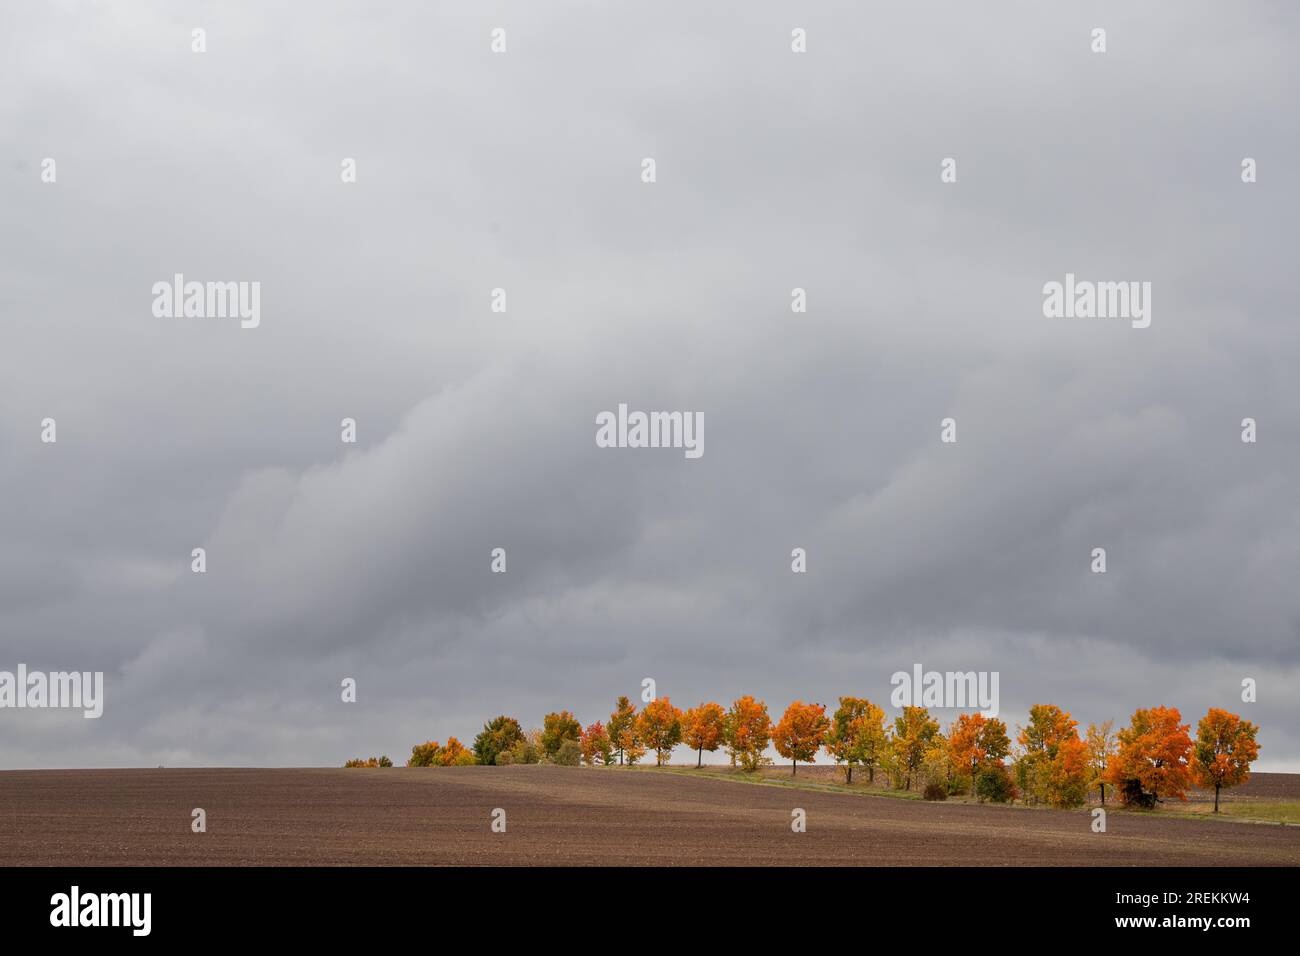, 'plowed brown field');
1,766,1296,866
